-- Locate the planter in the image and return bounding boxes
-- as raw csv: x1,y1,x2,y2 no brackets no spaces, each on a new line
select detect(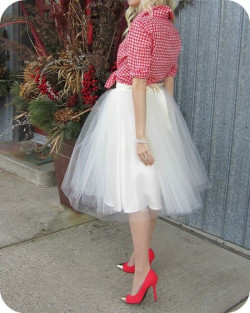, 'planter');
53,137,77,210
34,126,47,136
33,126,48,145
